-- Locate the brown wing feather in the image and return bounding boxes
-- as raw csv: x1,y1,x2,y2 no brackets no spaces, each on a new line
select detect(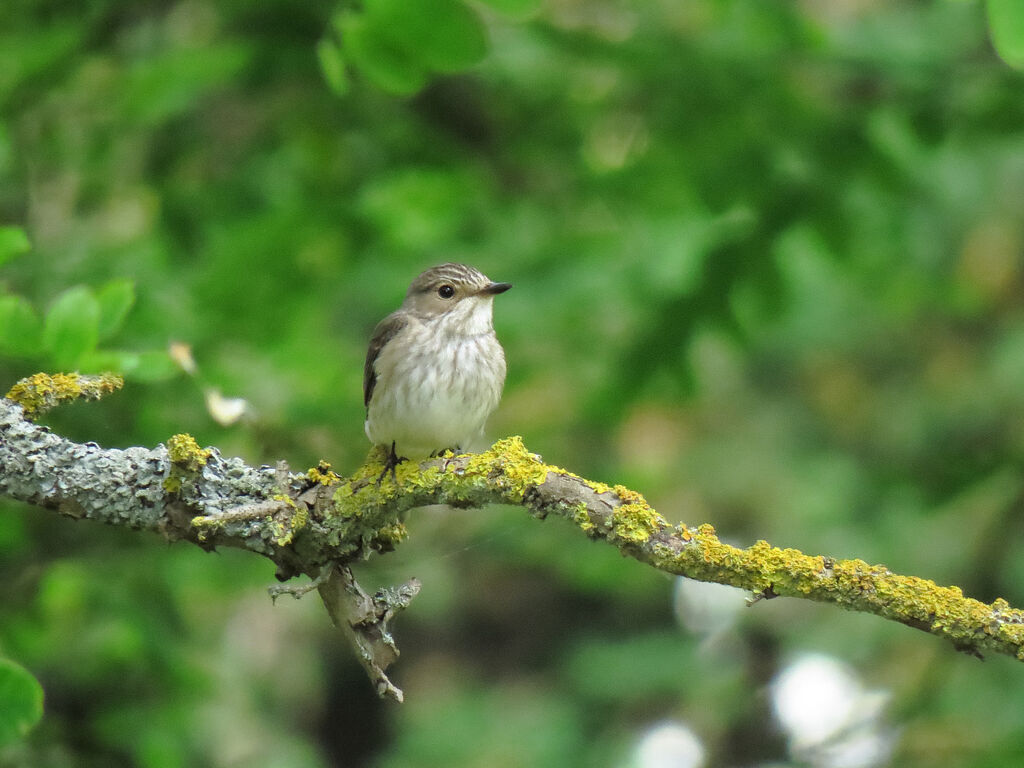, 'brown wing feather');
364,313,409,409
